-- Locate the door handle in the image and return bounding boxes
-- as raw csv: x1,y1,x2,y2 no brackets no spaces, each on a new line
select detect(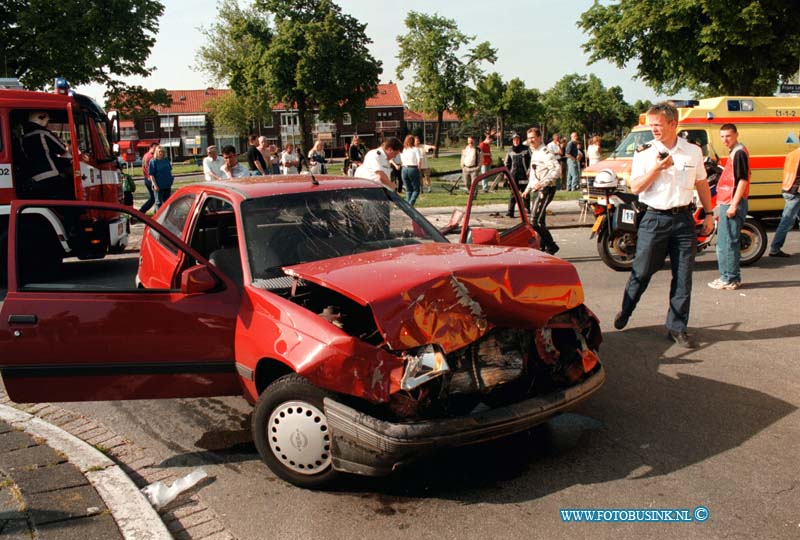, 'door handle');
8,315,38,325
